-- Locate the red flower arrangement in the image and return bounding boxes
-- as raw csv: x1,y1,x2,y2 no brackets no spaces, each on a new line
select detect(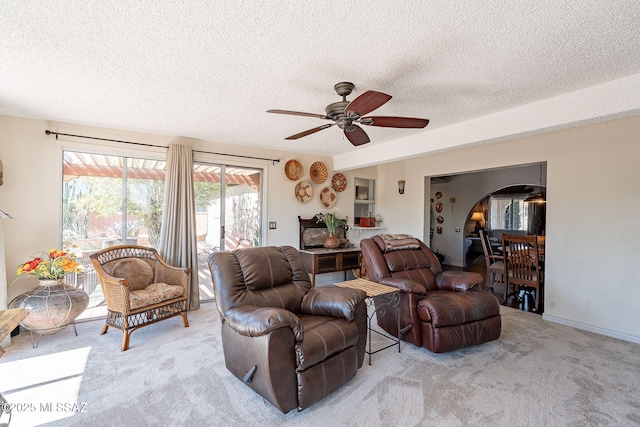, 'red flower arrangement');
16,249,81,281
